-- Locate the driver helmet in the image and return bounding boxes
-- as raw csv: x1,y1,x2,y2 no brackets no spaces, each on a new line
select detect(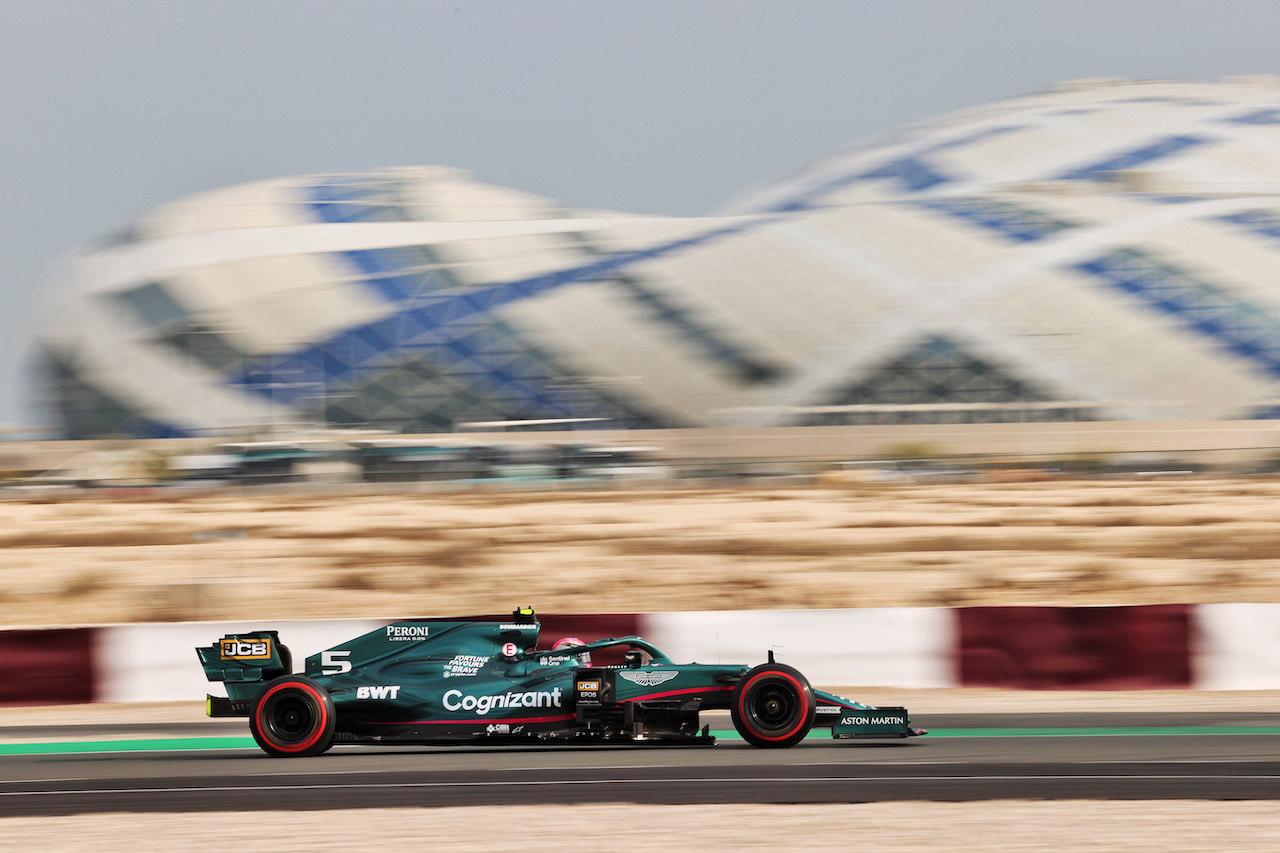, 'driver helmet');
552,636,591,667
